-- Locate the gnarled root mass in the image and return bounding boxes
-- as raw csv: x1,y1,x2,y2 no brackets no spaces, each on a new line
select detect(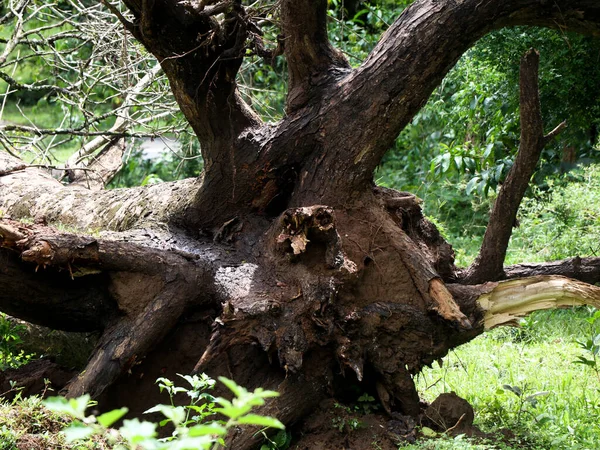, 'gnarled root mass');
2,188,600,449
